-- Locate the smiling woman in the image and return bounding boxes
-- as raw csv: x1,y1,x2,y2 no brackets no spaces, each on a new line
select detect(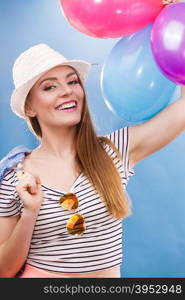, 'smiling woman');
0,44,132,278
25,65,85,134
0,43,185,278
